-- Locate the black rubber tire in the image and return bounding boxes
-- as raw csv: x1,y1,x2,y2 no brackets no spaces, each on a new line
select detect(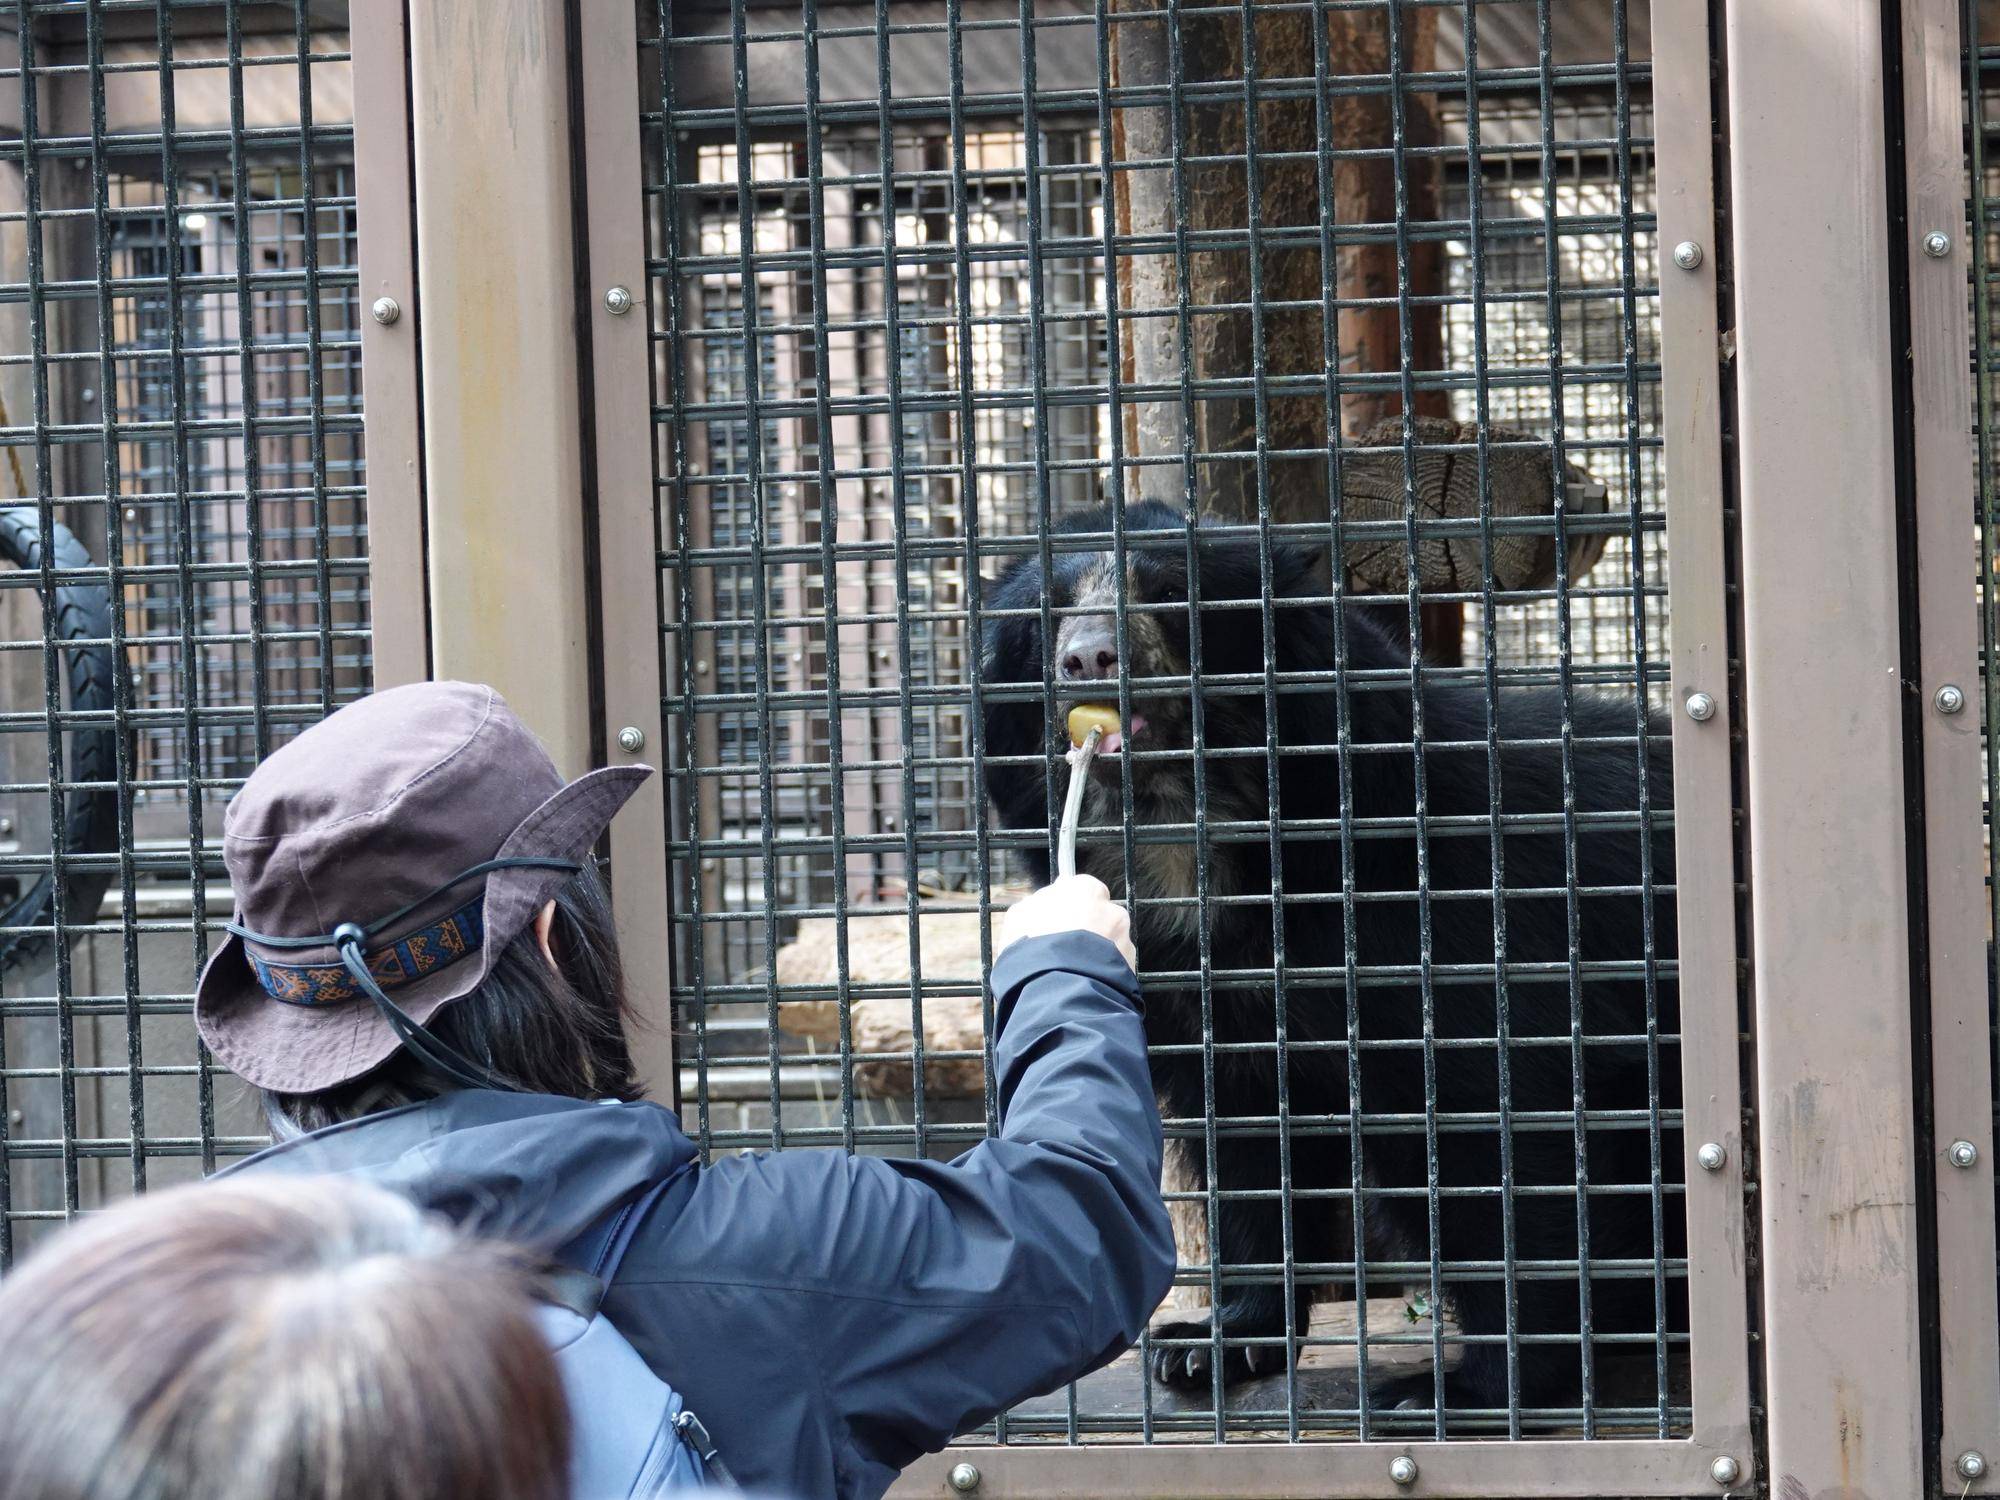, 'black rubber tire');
0,506,121,974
